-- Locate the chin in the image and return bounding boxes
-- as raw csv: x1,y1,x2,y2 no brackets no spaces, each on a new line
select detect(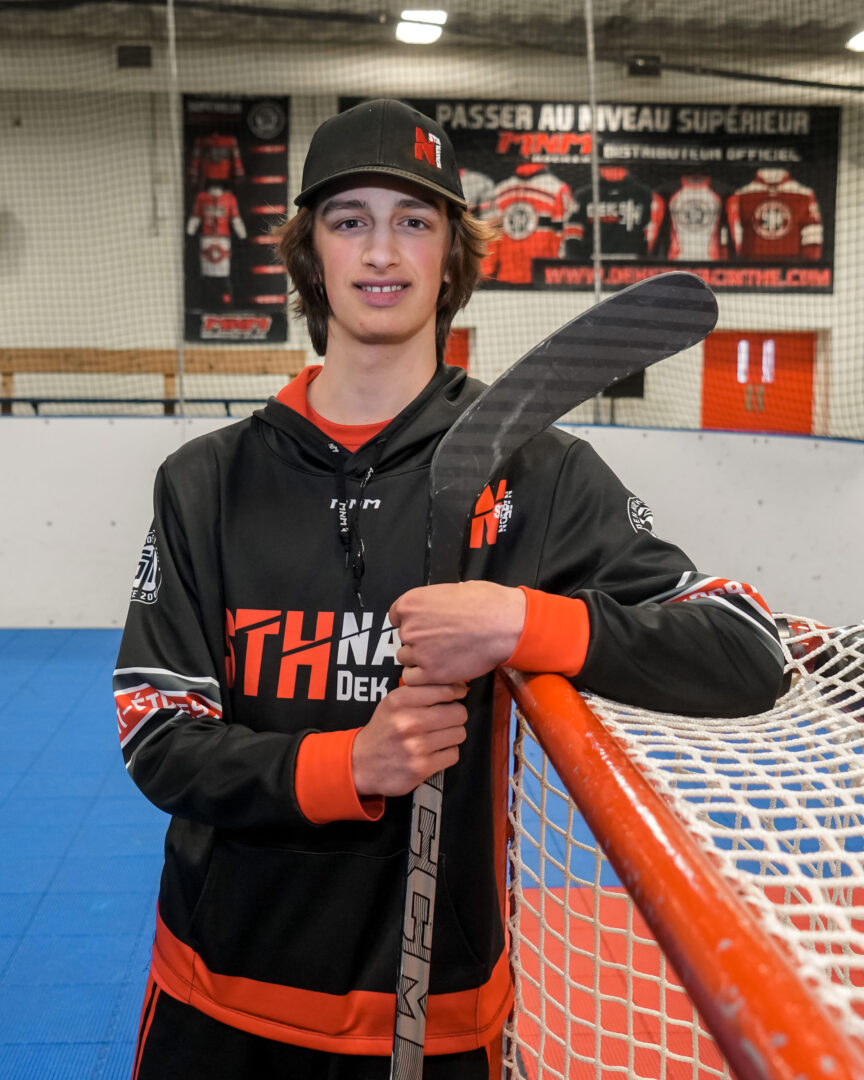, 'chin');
354,321,431,349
